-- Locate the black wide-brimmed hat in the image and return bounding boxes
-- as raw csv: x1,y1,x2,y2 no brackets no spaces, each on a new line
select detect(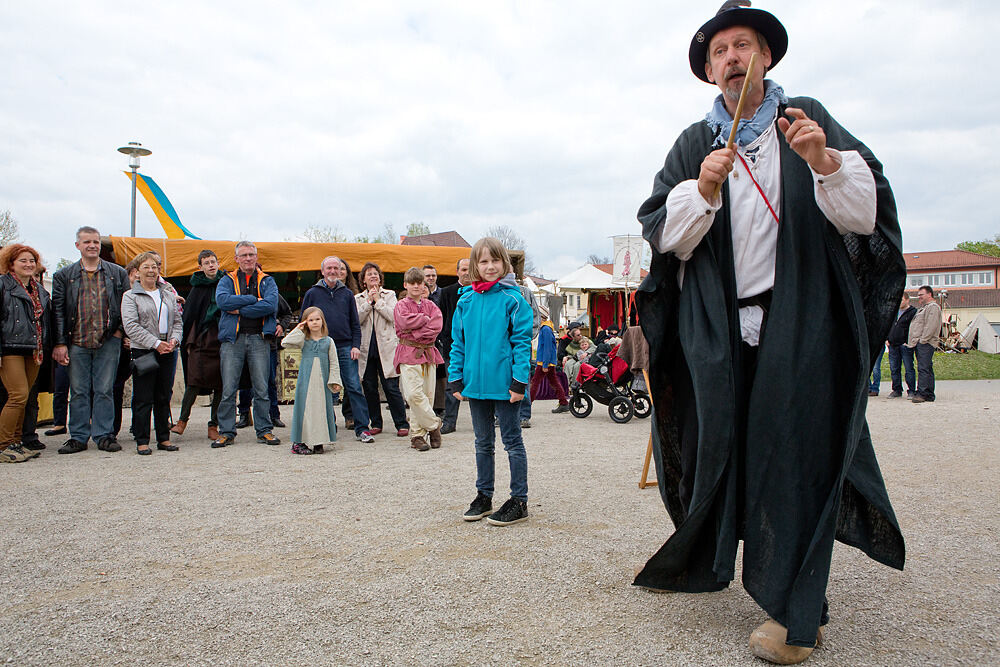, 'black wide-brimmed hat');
689,0,787,83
